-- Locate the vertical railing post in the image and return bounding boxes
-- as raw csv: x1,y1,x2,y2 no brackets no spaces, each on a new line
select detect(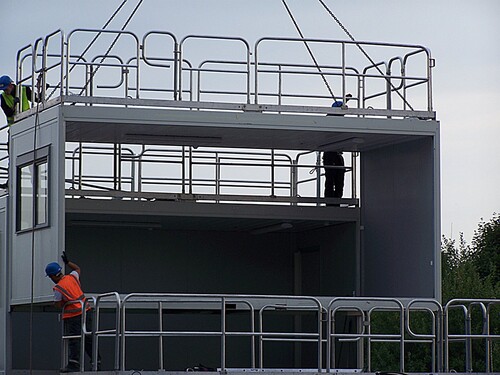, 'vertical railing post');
92,299,99,371
317,306,323,372
78,143,83,190
427,52,434,112
341,42,346,100
158,301,164,370
181,146,186,194
64,38,70,96
271,149,275,197
178,45,183,100
189,146,193,194
291,160,297,206
215,153,220,200
254,44,259,105
114,295,121,371
443,308,449,372
120,303,126,370
326,308,331,372
465,309,472,372
437,307,444,372
278,65,282,107
386,66,392,111
80,306,86,372
173,43,179,100
221,297,226,371
61,312,66,370
113,143,118,190
399,307,405,372
138,145,145,194
351,152,357,199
